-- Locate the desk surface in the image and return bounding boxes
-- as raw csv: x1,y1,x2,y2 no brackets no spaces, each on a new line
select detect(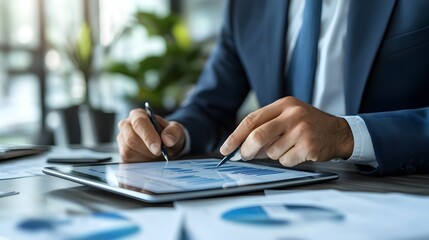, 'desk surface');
1,160,429,218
